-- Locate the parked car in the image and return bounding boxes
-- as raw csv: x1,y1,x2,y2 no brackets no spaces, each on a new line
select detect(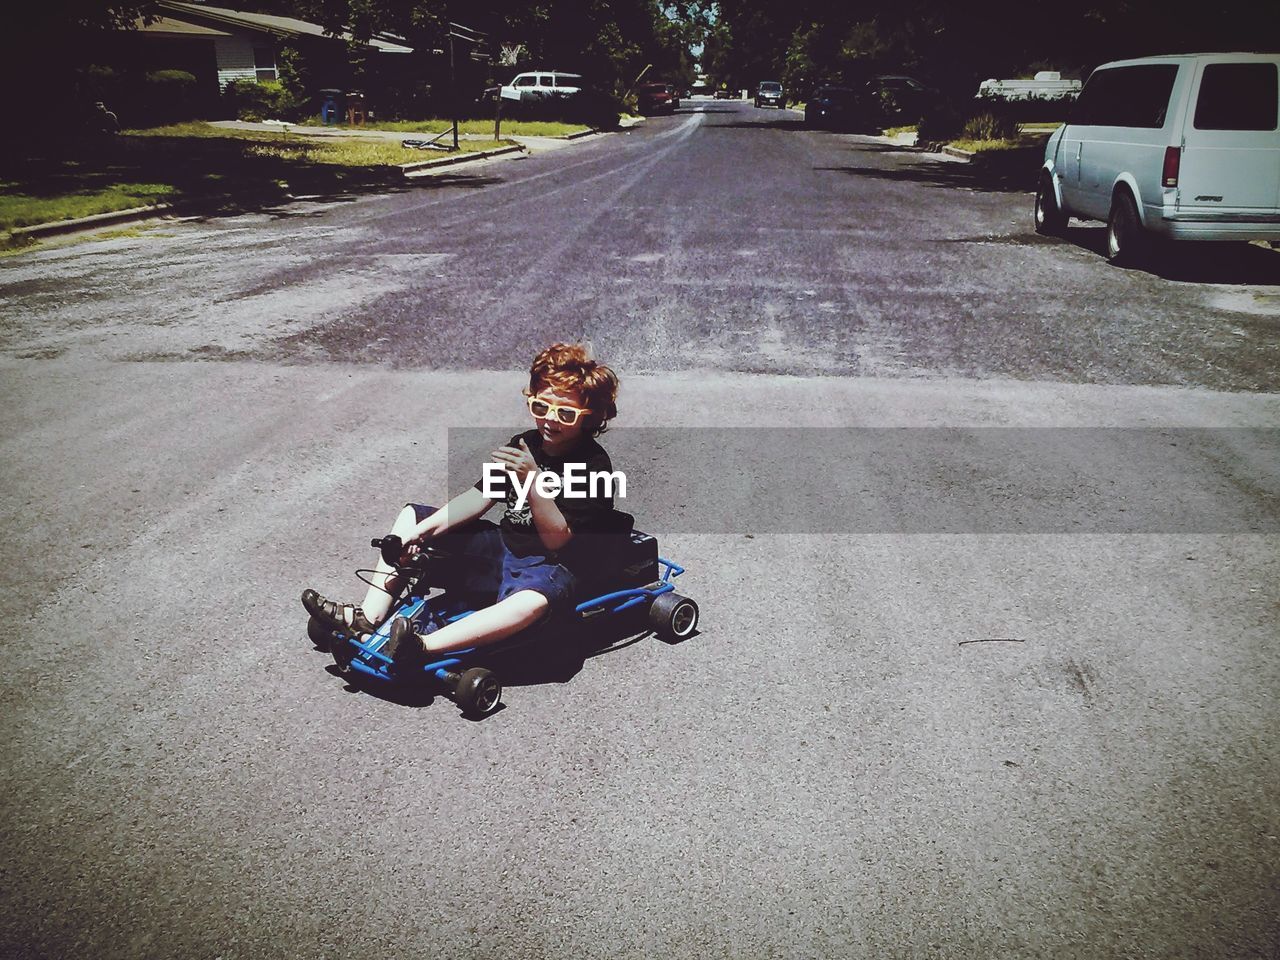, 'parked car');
863,74,935,123
1035,52,1280,264
803,85,862,129
637,82,680,115
499,71,584,104
755,81,786,109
